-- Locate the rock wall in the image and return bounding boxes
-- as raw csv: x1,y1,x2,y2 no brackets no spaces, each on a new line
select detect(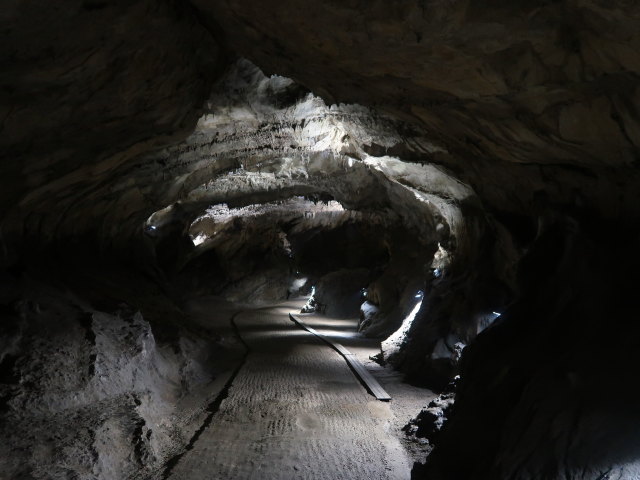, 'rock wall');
0,0,223,261
2,3,640,479
0,260,239,479
418,216,640,479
